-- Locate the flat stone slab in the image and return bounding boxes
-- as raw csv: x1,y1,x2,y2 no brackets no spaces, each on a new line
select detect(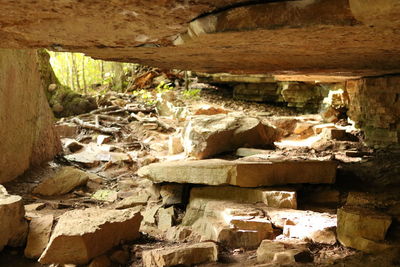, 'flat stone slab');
189,186,297,209
138,159,337,187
